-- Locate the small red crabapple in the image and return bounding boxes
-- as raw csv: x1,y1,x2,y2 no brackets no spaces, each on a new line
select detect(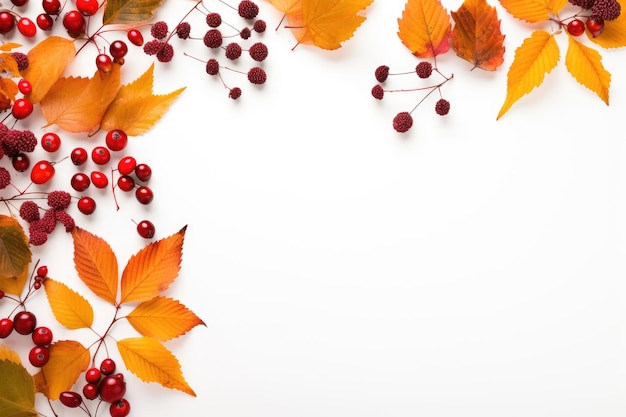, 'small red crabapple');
127,29,144,46
71,147,88,165
77,197,96,215
566,19,585,36
136,220,155,238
